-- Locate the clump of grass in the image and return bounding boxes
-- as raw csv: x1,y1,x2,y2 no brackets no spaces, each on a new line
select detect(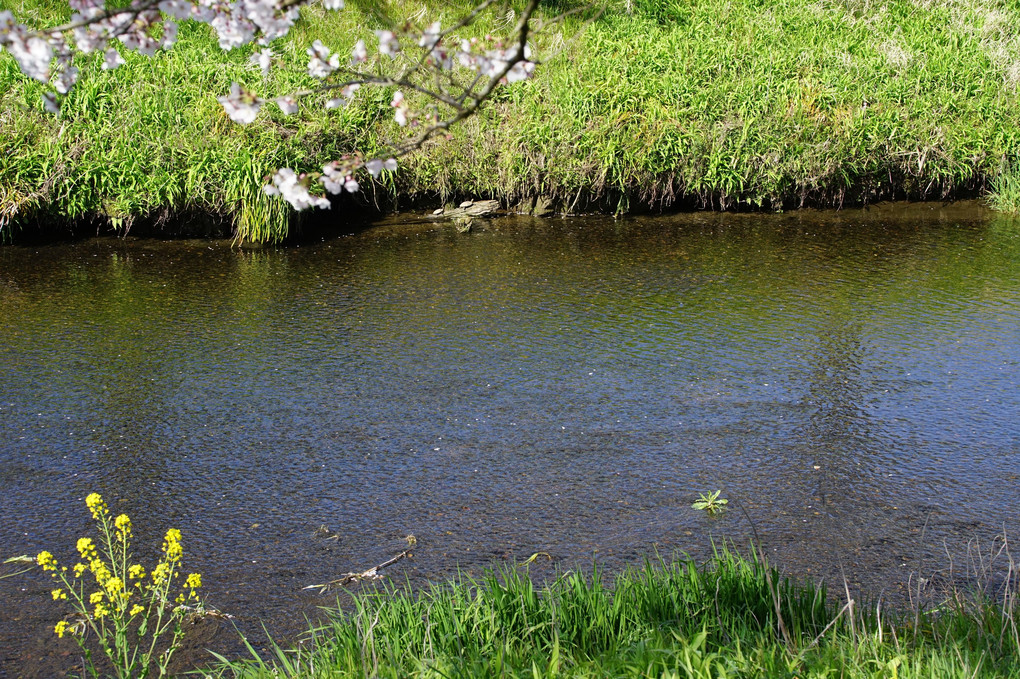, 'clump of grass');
207,545,1020,678
989,164,1020,214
